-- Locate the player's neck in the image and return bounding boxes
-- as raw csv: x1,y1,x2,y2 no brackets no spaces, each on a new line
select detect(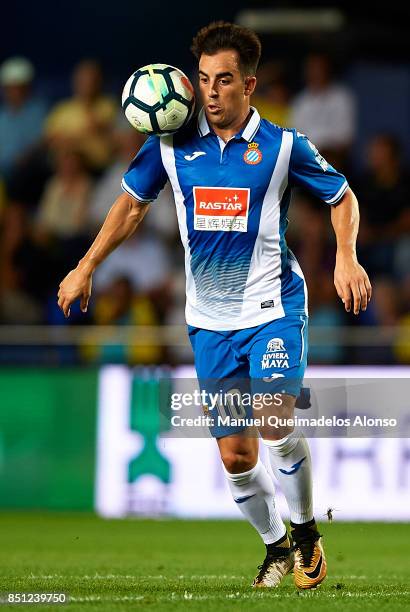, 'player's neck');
211,107,252,143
